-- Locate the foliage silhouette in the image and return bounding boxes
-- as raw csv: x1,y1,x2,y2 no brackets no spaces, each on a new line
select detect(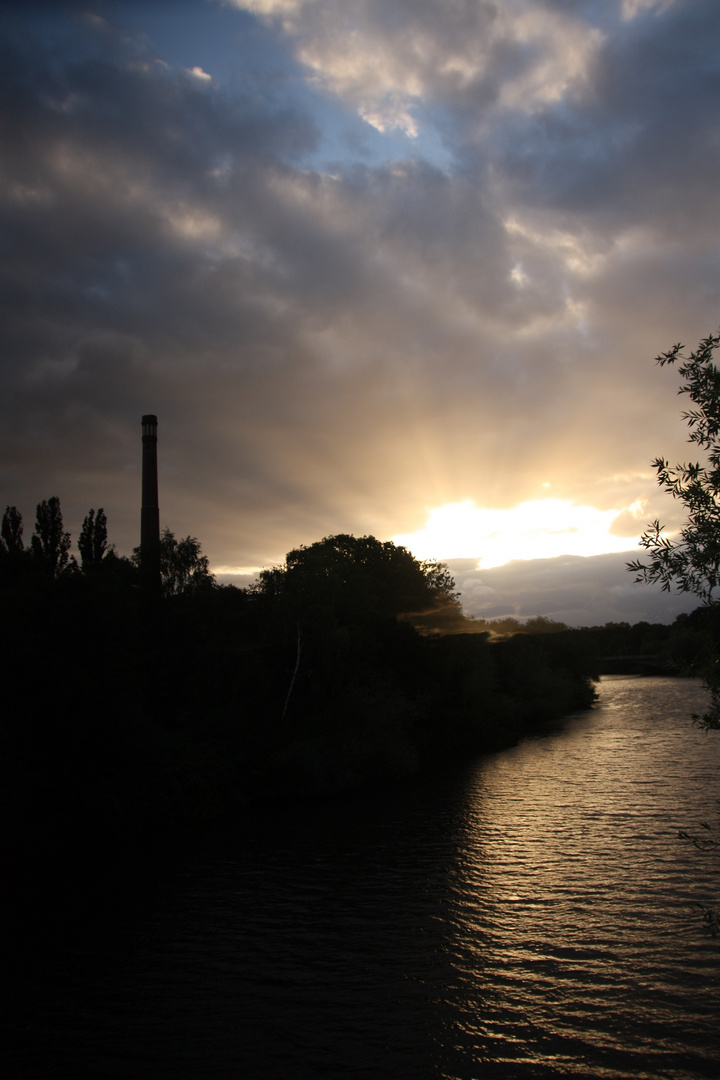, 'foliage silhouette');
252,534,465,725
132,528,215,597
1,516,597,859
627,328,720,936
628,331,720,729
159,528,215,596
629,333,720,604
1,505,23,555
256,533,460,623
31,496,71,576
78,508,109,571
